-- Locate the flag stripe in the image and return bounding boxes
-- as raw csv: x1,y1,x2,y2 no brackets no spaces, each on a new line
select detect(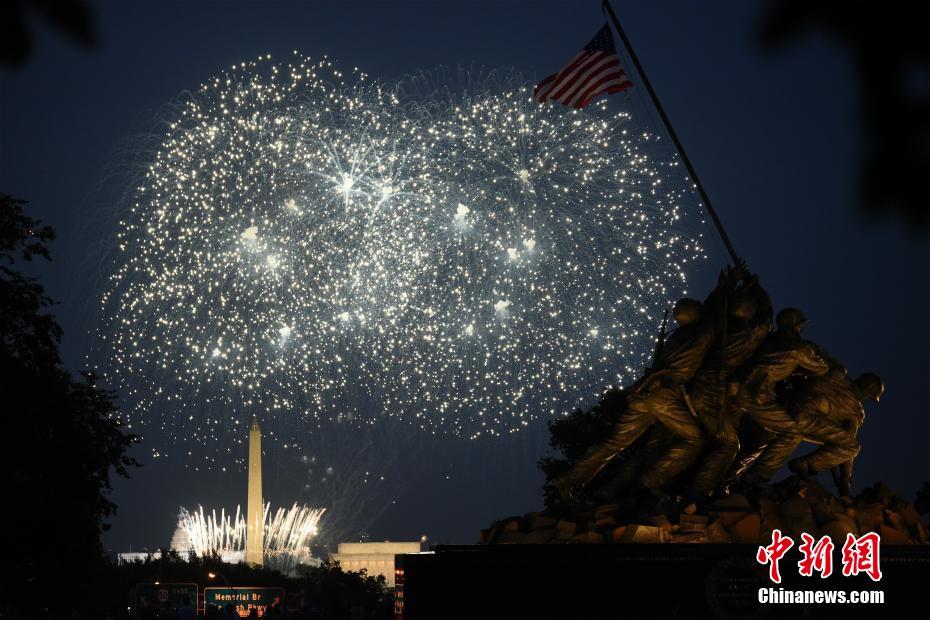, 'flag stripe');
534,51,593,101
535,52,588,95
533,75,557,100
574,77,633,110
534,23,633,110
559,55,619,105
567,61,624,107
549,53,614,102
